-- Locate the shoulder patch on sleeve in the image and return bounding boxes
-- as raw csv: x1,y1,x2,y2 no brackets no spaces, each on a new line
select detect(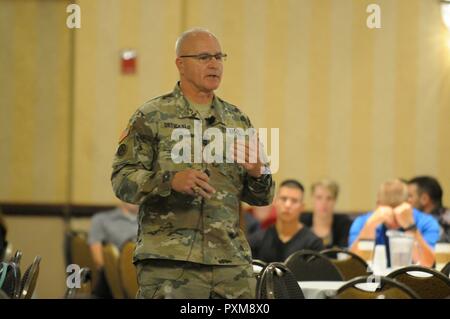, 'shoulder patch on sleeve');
116,144,128,157
118,126,130,143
